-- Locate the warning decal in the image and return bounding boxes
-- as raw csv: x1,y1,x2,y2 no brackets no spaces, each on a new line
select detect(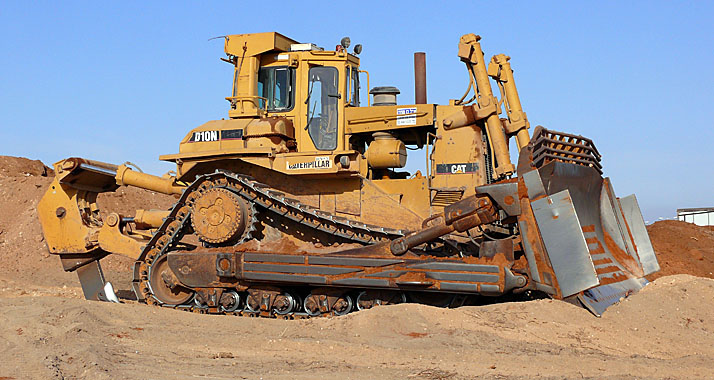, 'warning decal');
396,107,417,126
